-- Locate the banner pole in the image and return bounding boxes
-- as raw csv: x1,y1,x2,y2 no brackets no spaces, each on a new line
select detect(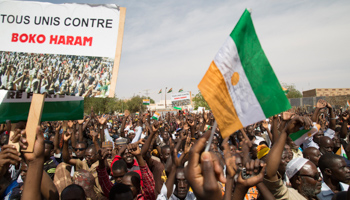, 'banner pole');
109,7,126,98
